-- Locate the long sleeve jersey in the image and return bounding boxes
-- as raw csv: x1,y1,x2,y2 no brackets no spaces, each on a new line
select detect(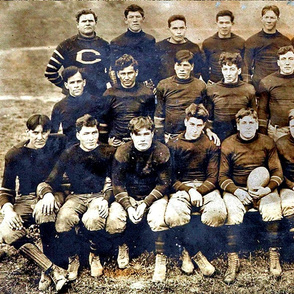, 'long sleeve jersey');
155,76,206,138
202,33,245,83
112,141,171,210
244,30,291,88
41,143,115,200
101,83,155,140
258,72,294,132
0,134,67,208
44,33,110,95
155,38,204,83
219,133,283,194
51,92,102,147
205,80,256,141
110,30,157,83
276,134,294,189
168,132,219,196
